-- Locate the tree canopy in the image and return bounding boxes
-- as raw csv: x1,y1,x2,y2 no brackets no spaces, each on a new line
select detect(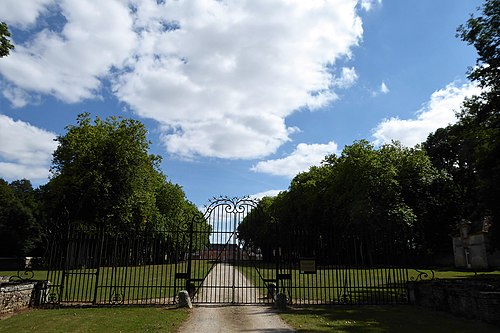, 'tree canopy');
239,141,454,258
44,113,197,234
0,179,43,256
